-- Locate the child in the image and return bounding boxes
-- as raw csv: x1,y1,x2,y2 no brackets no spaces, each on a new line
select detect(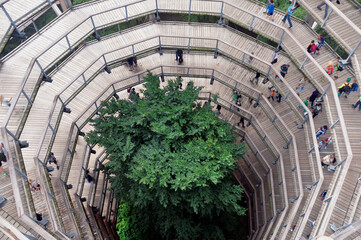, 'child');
322,61,334,82
268,90,276,101
334,57,344,79
318,140,325,150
